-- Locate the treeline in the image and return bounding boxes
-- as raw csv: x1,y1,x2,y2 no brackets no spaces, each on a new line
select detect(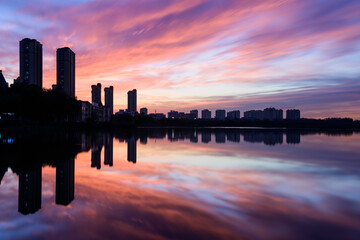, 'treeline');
0,83,80,122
